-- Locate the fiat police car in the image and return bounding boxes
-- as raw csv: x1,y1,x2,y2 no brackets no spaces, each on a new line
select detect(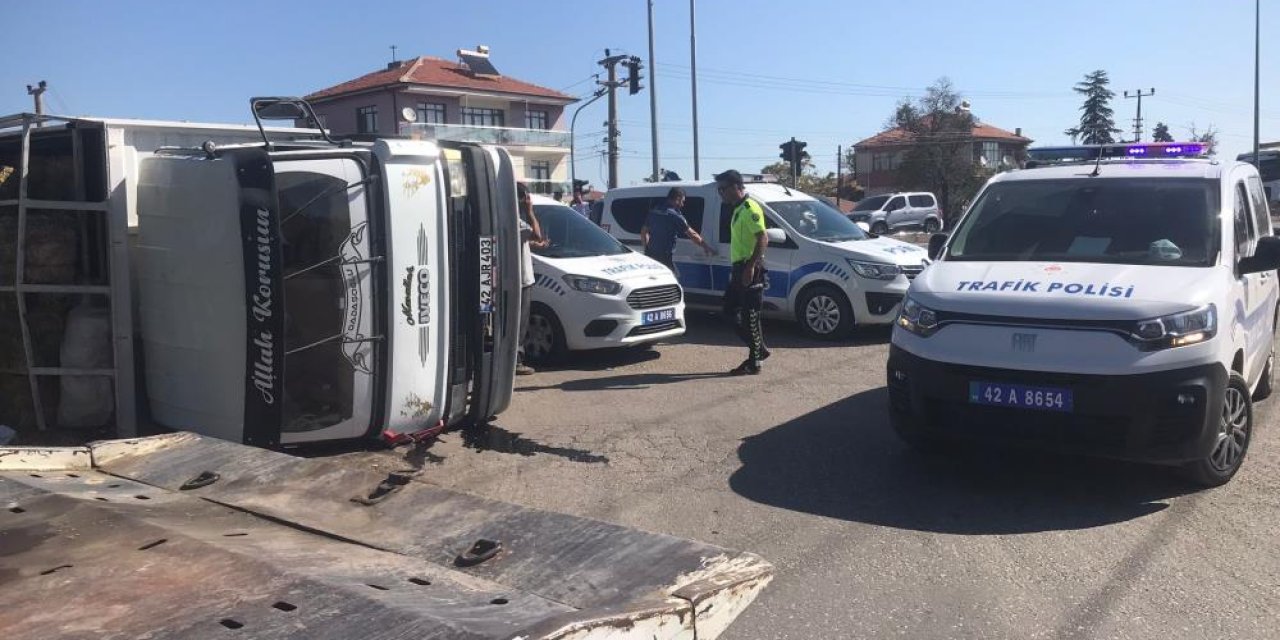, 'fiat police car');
524,195,685,363
889,142,1280,487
